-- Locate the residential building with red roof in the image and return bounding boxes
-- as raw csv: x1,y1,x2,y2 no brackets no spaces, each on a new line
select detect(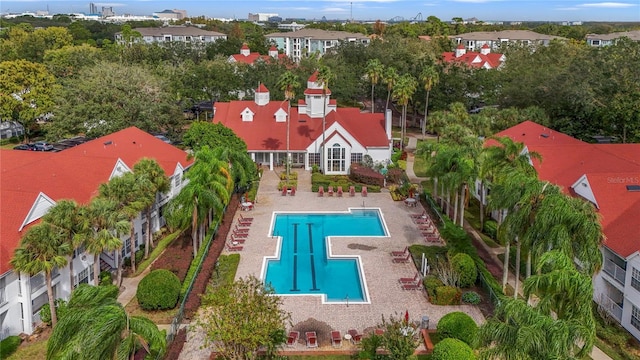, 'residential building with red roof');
0,127,192,338
213,72,392,174
227,44,287,65
442,44,505,69
485,121,640,340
